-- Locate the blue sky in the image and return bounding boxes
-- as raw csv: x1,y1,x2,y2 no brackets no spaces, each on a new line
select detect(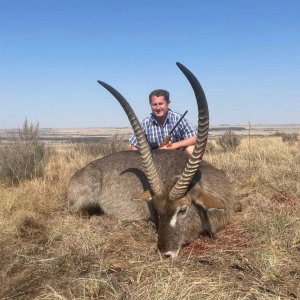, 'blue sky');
0,0,299,128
